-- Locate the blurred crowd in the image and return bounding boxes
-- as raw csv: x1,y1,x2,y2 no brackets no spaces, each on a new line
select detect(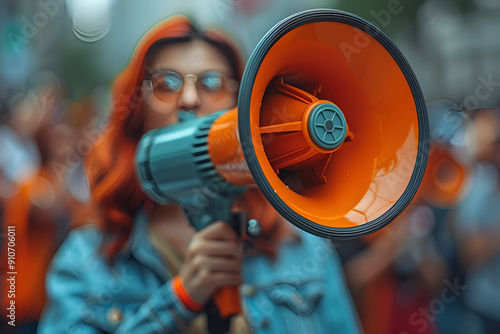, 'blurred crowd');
336,103,500,334
2,78,499,334
1,0,500,334
0,70,99,333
